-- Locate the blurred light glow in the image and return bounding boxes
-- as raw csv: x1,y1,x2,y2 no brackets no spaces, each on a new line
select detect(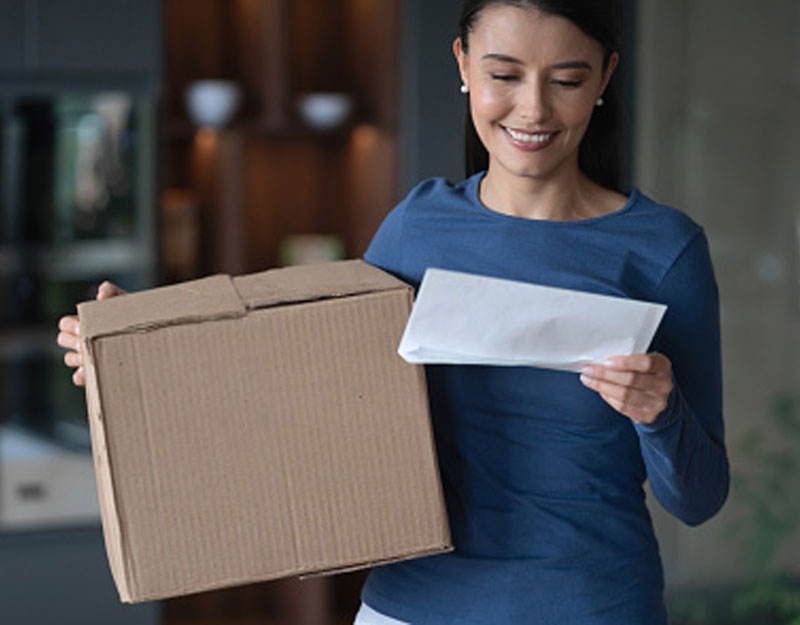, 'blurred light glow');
351,124,379,152
194,127,218,152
